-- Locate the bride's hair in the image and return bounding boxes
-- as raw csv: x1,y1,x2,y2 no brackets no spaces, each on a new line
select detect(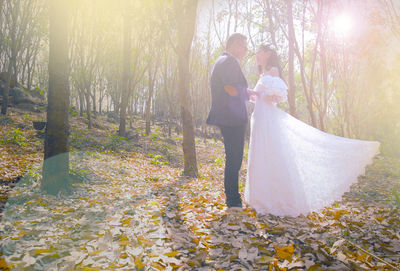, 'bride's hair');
258,45,283,79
